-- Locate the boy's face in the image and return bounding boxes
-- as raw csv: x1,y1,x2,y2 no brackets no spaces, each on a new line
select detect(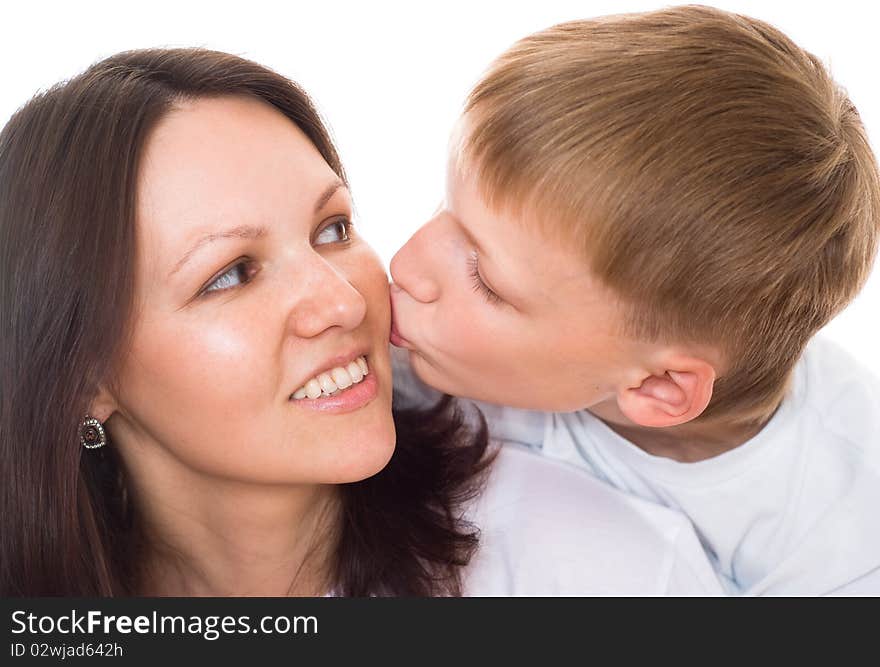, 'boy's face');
389,156,636,412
